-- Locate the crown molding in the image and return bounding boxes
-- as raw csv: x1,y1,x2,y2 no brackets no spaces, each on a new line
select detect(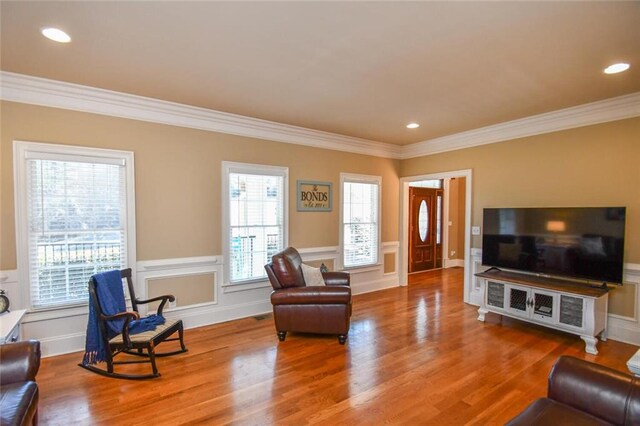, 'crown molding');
2,72,638,160
0,72,403,159
401,92,640,159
